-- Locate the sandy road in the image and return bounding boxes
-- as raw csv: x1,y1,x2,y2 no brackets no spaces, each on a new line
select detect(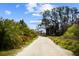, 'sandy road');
16,36,73,56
